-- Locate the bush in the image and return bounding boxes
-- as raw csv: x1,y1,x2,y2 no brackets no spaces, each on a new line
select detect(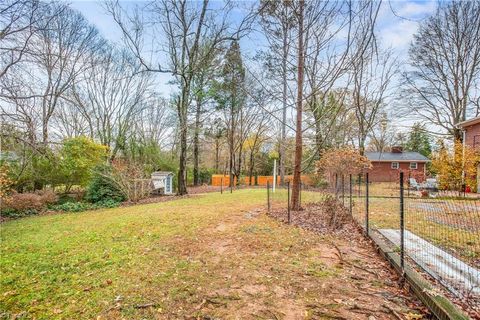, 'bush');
50,202,92,212
85,166,125,203
49,199,120,212
2,190,58,216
